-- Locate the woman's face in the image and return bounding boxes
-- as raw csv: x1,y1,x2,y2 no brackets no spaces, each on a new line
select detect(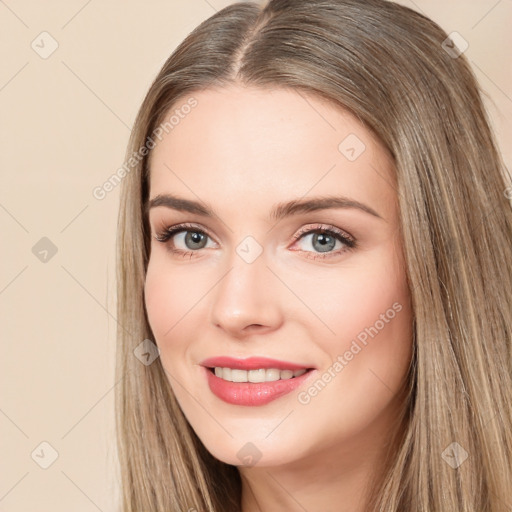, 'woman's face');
144,84,413,468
